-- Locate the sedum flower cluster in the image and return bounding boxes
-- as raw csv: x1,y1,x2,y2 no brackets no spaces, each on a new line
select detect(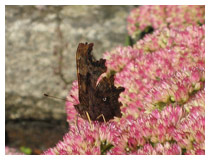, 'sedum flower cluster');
127,5,204,39
44,6,205,155
5,146,24,155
